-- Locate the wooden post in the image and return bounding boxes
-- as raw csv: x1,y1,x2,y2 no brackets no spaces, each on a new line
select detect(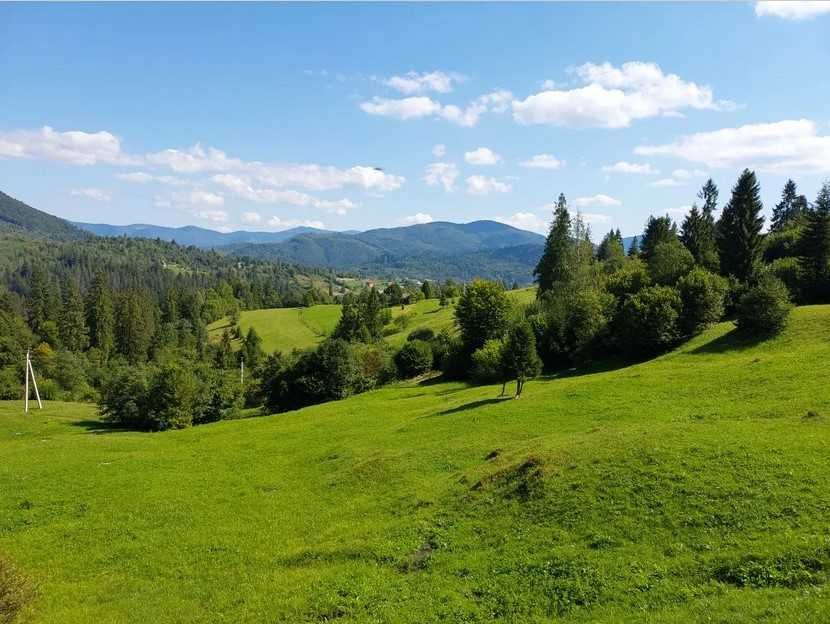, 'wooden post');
24,349,42,412
28,355,42,409
24,349,29,414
